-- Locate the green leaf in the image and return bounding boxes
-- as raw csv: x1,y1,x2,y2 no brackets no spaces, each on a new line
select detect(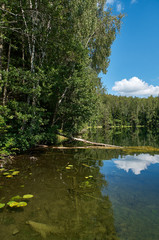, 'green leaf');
0,168,5,172
23,194,34,199
3,172,10,175
0,203,5,209
12,171,20,176
17,202,27,207
65,167,71,170
7,201,19,207
6,175,13,178
68,165,73,168
10,195,22,201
